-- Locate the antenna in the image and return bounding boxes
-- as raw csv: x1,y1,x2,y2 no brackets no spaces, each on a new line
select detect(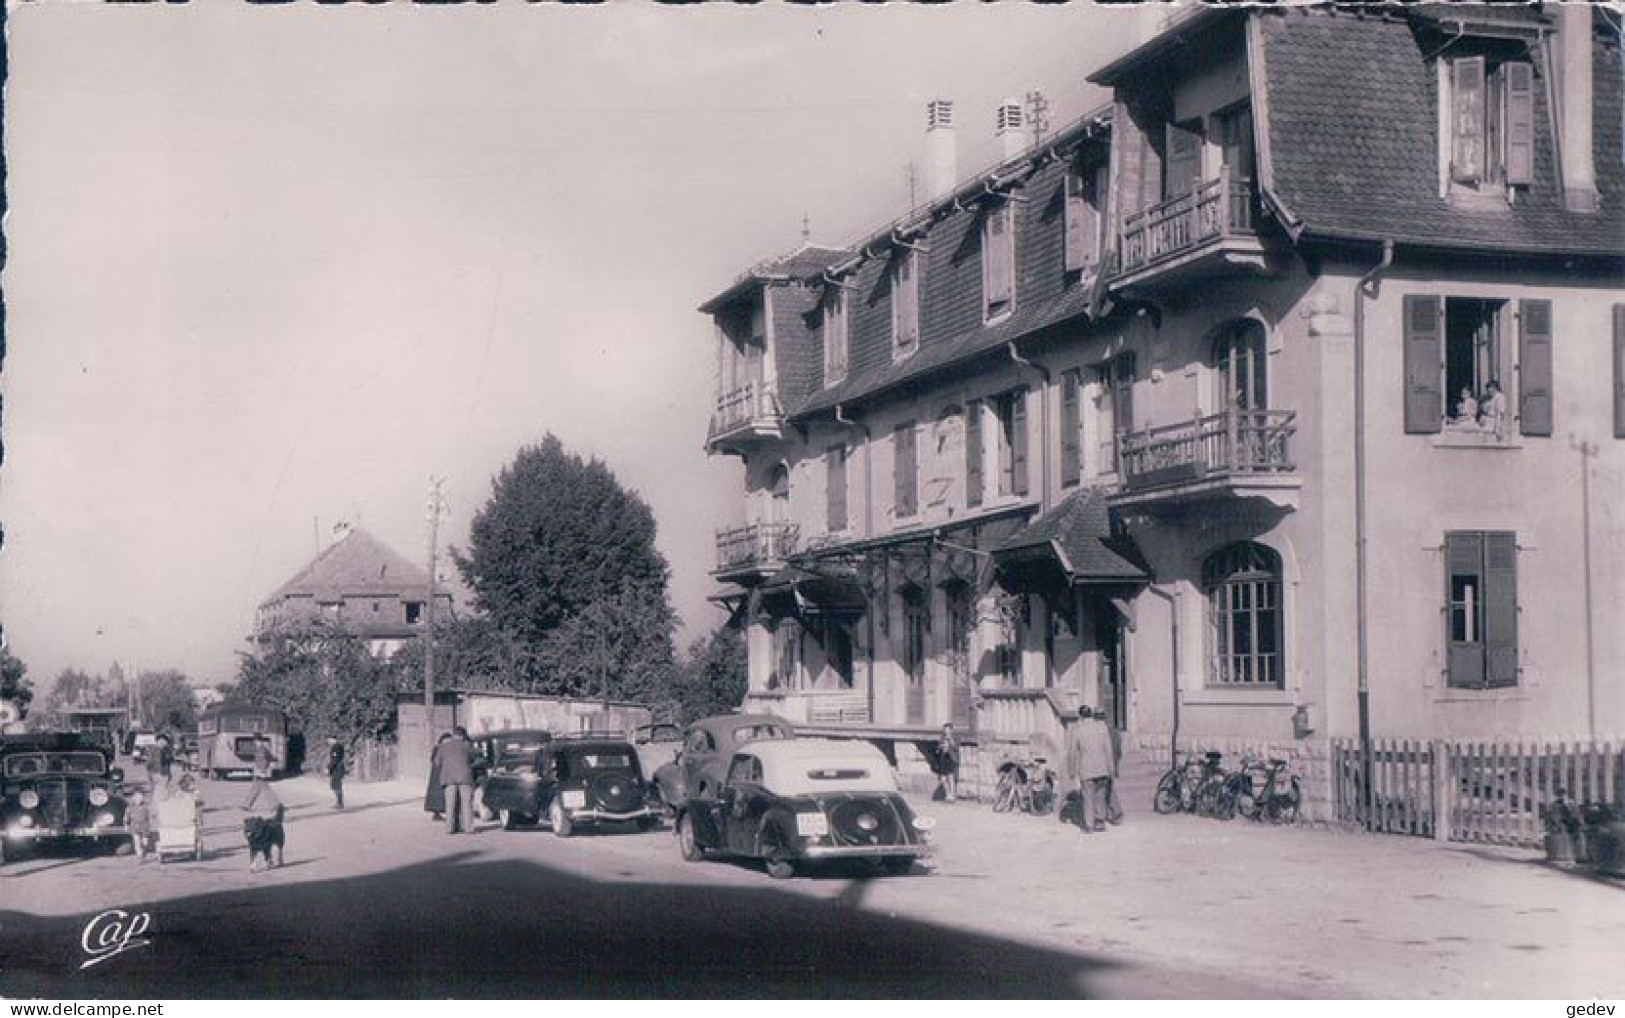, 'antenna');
906,161,919,208
1026,90,1051,148
801,212,811,243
